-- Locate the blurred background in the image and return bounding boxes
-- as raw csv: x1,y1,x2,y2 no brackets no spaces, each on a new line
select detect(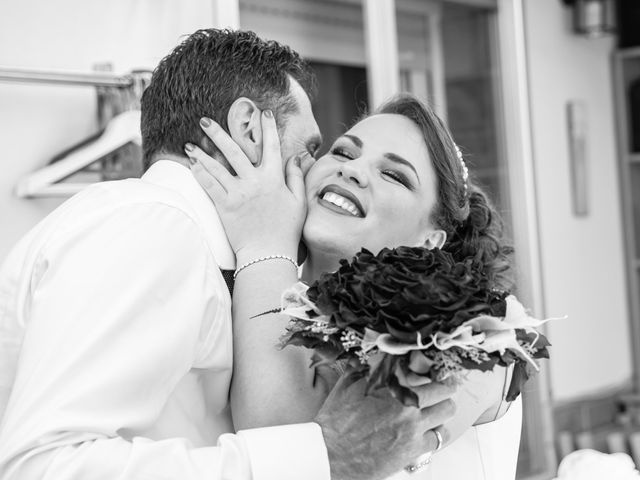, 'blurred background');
0,0,638,478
